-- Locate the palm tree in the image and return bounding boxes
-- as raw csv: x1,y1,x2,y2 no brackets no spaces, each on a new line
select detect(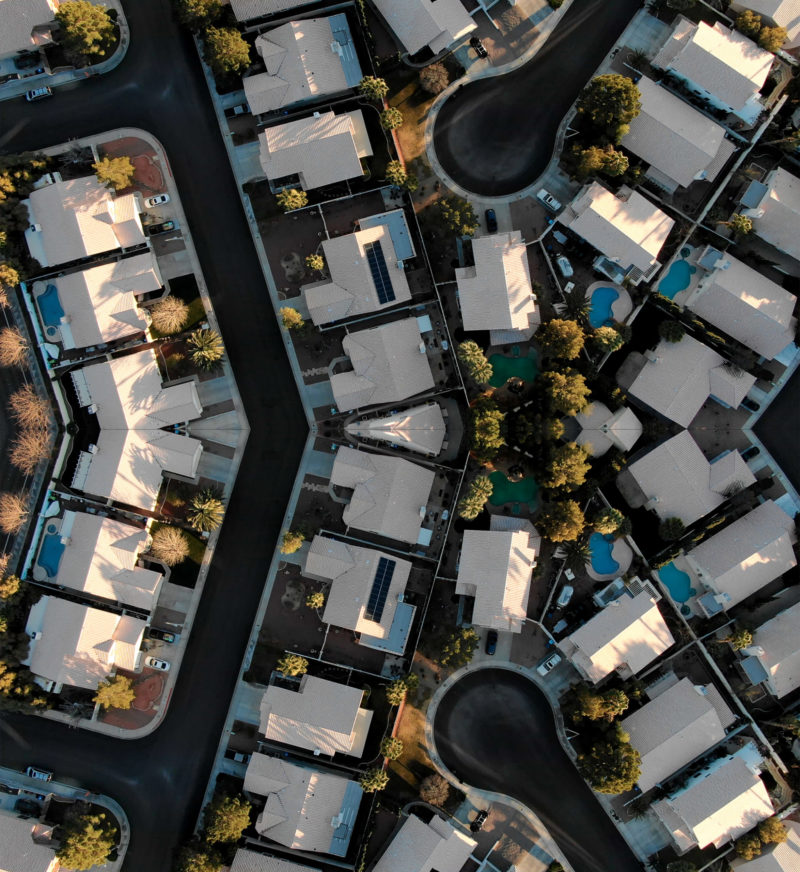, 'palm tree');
187,328,224,371
560,536,592,572
188,488,225,532
562,287,592,326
